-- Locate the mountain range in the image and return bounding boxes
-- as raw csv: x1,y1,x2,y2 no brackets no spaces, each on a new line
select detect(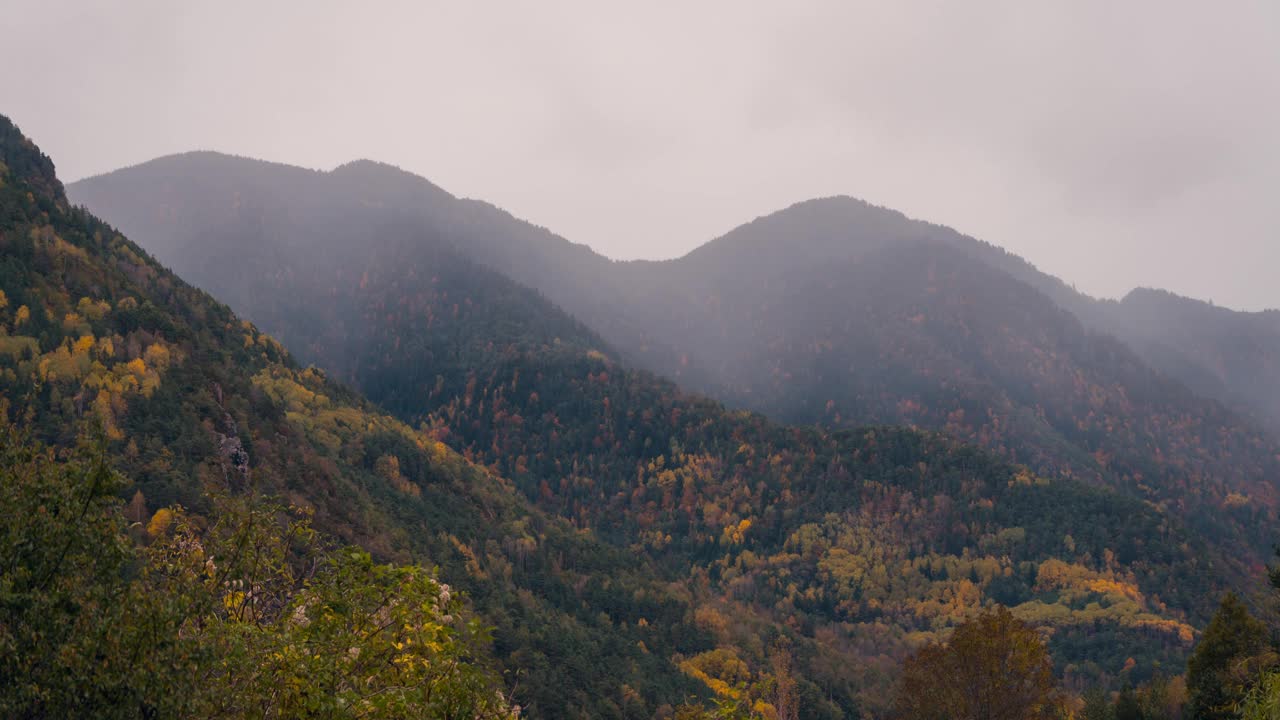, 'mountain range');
1,115,1276,717
69,152,1280,568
